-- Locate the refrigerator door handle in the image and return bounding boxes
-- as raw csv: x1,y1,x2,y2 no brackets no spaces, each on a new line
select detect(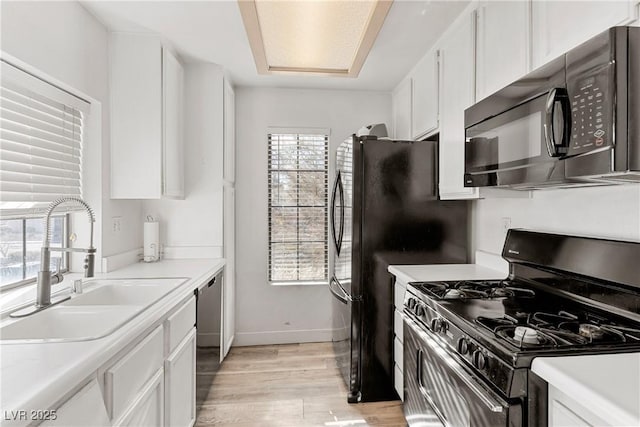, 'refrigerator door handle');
329,277,352,304
337,172,344,254
330,171,341,253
